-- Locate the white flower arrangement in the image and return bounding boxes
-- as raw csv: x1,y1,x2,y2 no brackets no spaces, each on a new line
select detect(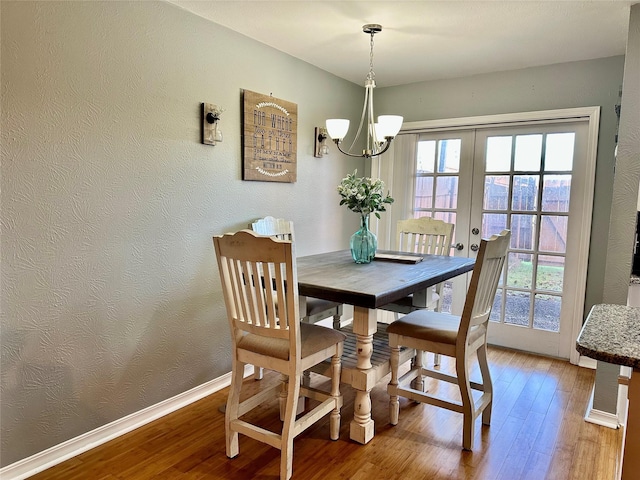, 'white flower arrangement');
337,170,394,218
